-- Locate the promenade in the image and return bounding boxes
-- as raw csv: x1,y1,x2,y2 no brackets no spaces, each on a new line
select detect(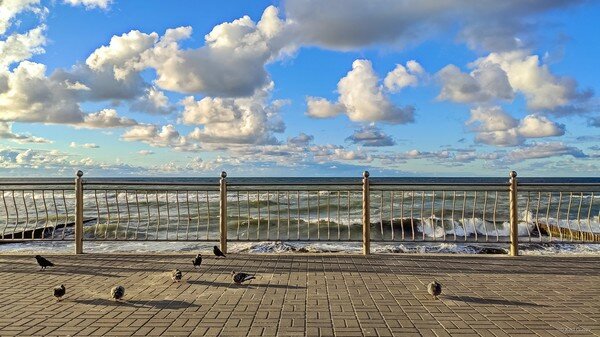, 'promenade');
0,253,598,337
